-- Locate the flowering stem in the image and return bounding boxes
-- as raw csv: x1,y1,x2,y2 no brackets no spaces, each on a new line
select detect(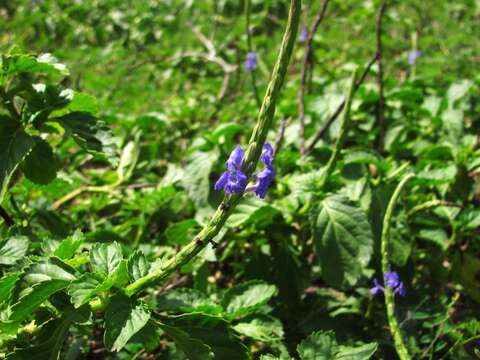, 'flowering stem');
381,173,415,360
317,66,358,189
245,0,261,108
124,0,301,298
